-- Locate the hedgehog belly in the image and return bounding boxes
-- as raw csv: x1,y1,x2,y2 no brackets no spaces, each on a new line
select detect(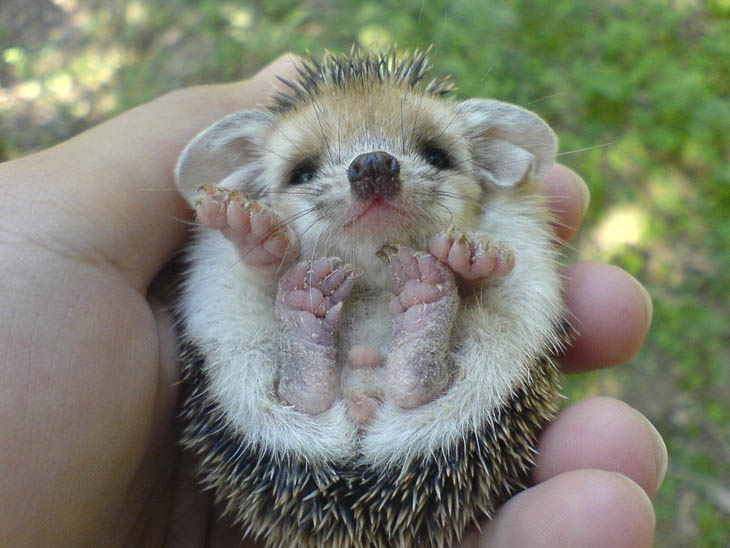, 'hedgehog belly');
179,337,560,548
